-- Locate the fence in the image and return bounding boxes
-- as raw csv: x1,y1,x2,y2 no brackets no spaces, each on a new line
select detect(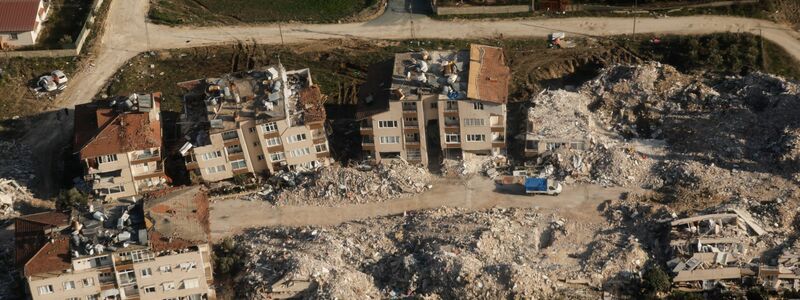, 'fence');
1,0,105,58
